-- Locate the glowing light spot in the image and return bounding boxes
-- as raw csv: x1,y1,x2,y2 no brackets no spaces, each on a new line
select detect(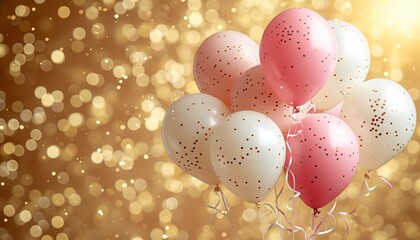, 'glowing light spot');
92,96,105,108
41,93,54,107
29,225,42,238
58,6,70,18
51,50,65,64
91,151,104,164
47,145,60,159
73,27,86,40
19,210,32,223
51,216,64,229
68,112,84,127
15,5,30,17
3,204,16,217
